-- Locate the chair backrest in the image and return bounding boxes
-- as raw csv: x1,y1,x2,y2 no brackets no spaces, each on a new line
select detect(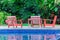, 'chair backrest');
31,16,41,24
6,16,17,24
7,16,16,20
31,16,40,19
53,16,57,24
